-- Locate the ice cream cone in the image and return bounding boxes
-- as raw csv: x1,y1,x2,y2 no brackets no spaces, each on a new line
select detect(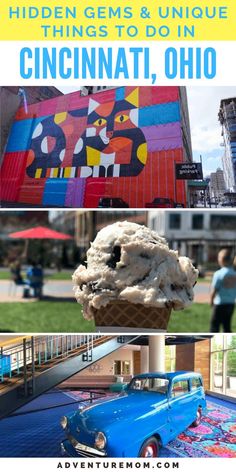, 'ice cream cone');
92,300,172,330
73,221,198,330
